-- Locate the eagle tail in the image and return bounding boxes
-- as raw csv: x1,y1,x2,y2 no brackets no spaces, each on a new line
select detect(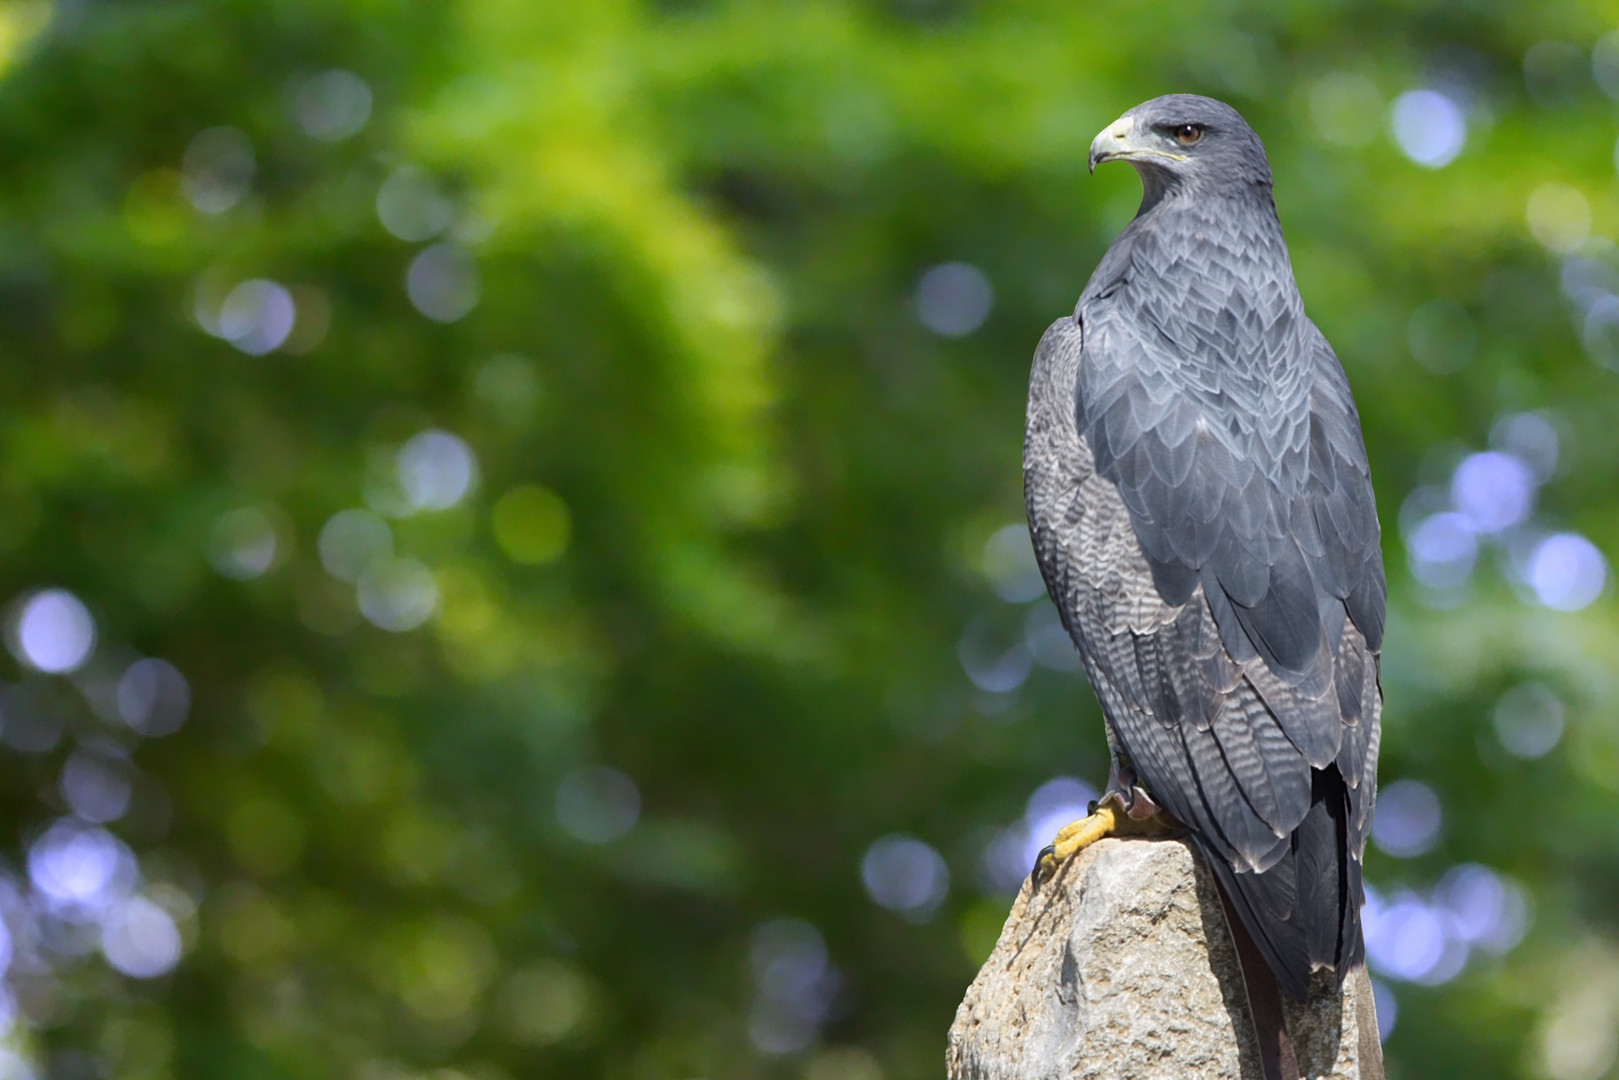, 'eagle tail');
1195,765,1364,1004
1213,873,1301,1080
